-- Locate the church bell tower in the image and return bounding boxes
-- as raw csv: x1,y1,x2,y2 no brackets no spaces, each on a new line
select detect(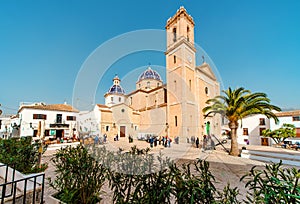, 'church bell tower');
165,6,198,139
